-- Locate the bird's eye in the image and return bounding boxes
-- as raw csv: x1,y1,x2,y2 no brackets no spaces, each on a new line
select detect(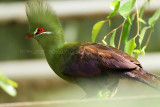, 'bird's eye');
36,27,45,34
38,28,42,32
